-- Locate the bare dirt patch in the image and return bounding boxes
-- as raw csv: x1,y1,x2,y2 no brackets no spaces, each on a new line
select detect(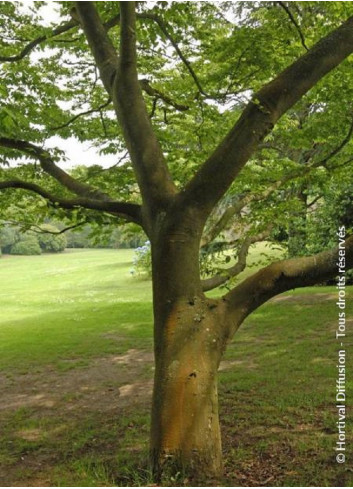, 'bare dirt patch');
0,347,243,415
0,348,154,414
0,348,155,486
219,359,257,371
